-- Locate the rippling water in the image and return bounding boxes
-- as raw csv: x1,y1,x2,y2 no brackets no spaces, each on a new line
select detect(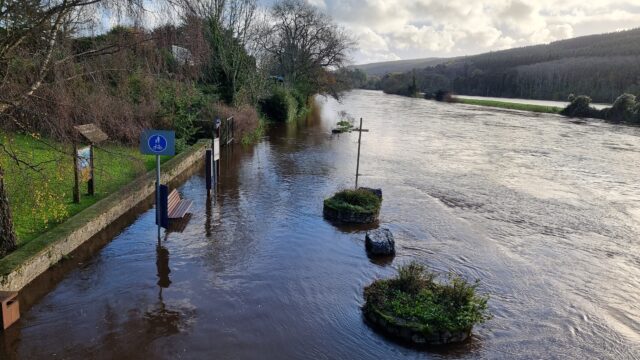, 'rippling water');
1,90,639,359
